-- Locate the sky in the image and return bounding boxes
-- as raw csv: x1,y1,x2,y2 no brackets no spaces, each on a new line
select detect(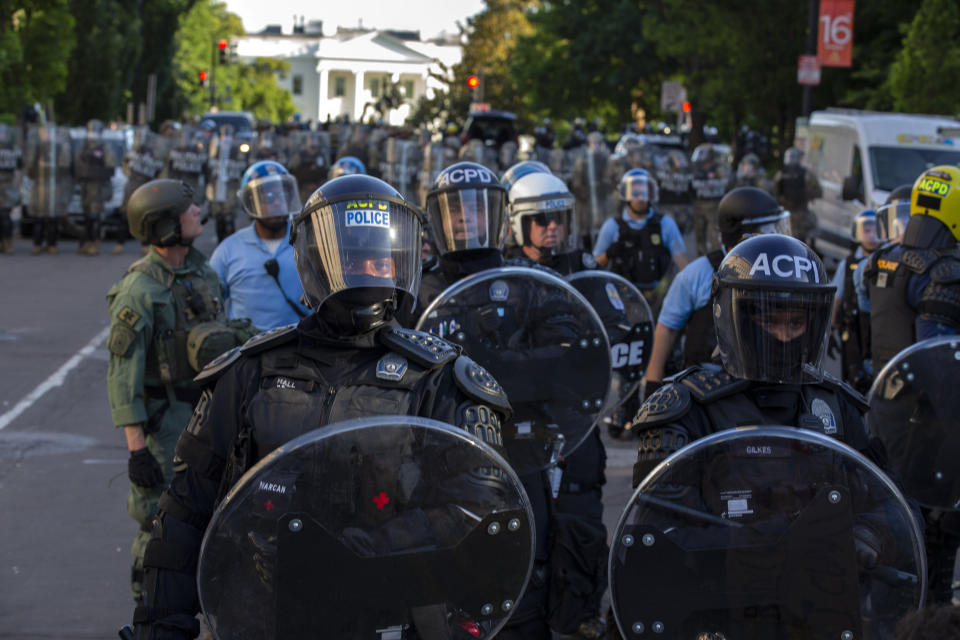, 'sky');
222,0,487,39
